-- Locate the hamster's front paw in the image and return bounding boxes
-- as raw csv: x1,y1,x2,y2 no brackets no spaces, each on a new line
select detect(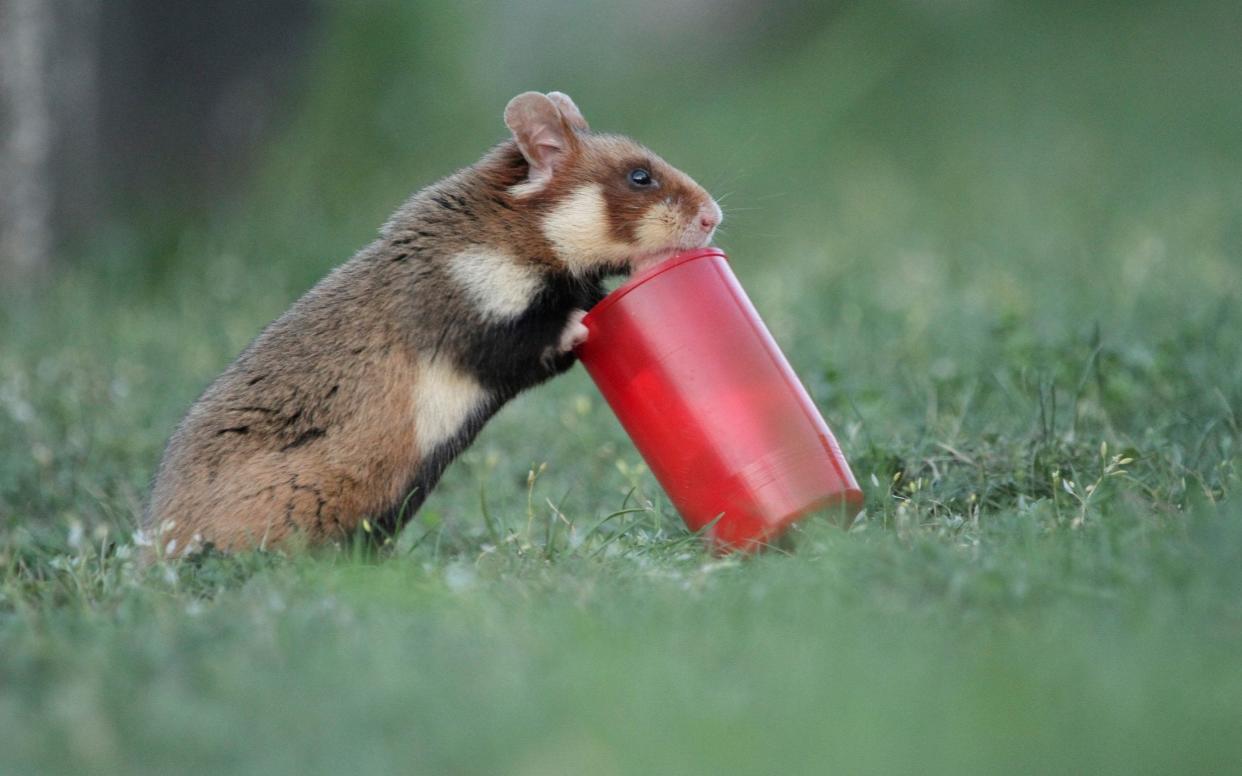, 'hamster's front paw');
558,309,589,353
